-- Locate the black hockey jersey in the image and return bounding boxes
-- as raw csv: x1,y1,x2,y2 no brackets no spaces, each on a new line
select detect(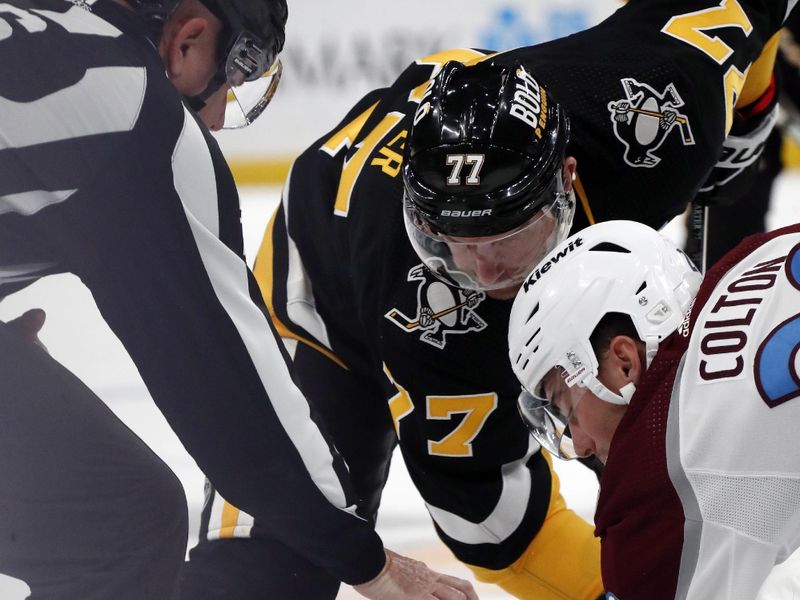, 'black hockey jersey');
261,0,793,570
0,0,385,584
